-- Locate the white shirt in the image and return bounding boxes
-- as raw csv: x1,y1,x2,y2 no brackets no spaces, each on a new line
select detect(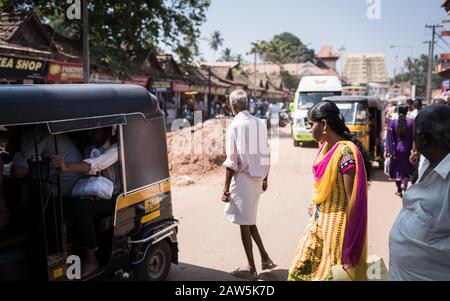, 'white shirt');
389,153,450,281
223,111,270,179
12,129,83,196
266,103,281,119
84,139,118,175
409,109,419,120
